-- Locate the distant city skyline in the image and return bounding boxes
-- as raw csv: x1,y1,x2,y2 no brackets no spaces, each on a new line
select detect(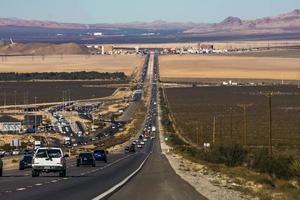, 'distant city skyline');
1,0,300,23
